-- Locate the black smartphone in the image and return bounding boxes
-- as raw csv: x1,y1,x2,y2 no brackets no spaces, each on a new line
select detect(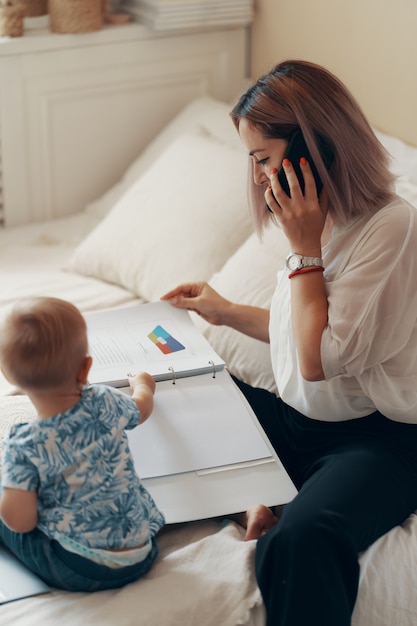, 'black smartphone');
278,129,334,197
